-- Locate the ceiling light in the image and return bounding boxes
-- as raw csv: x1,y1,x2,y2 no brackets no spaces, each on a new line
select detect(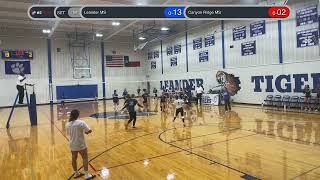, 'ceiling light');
161,27,169,31
42,29,51,34
139,37,146,40
96,33,103,37
112,22,120,26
